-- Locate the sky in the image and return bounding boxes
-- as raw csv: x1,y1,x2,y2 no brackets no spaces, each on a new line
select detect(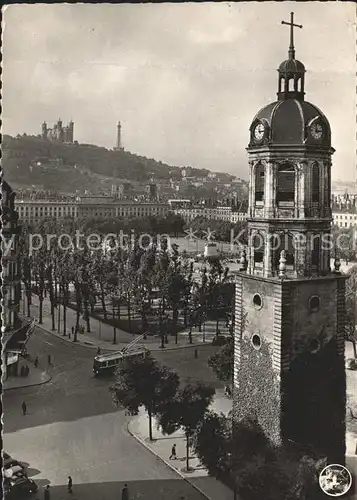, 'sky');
2,2,356,181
